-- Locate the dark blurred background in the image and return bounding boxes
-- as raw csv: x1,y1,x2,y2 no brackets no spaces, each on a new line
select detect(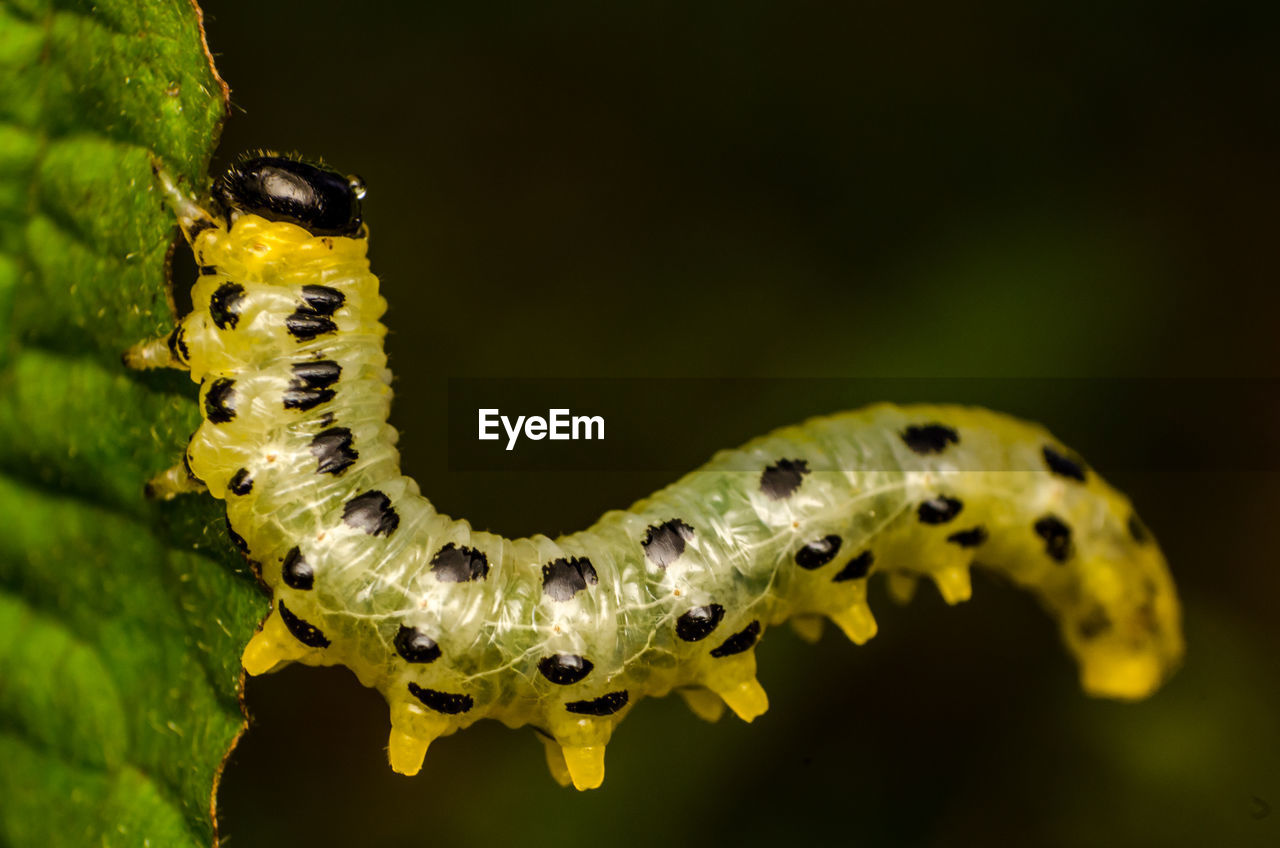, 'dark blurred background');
203,2,1279,846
